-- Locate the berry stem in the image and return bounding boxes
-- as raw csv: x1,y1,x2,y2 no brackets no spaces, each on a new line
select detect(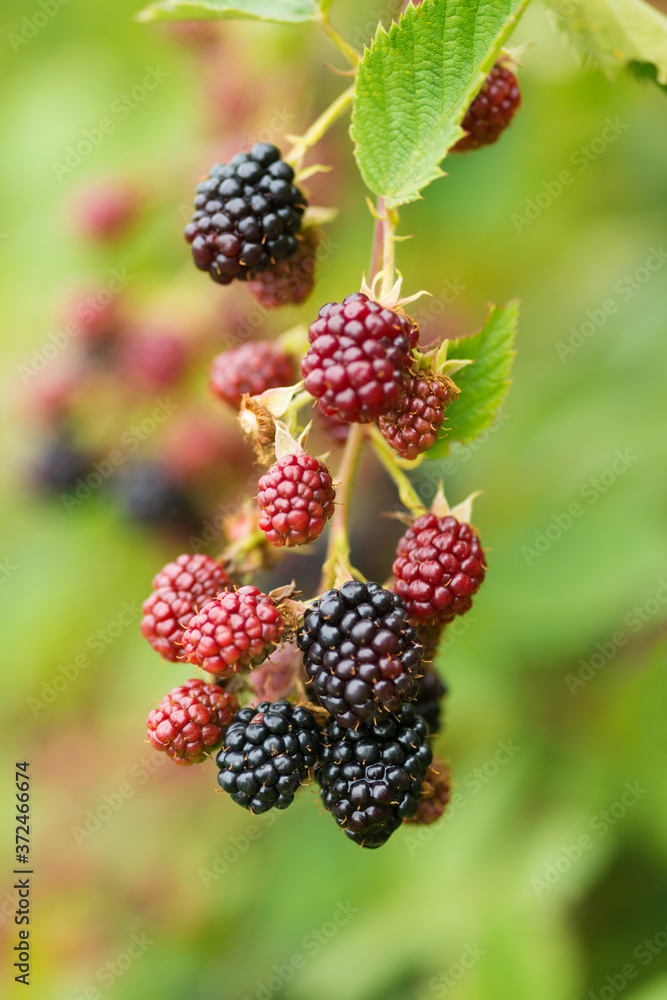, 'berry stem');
285,86,355,170
368,426,427,516
380,207,399,297
319,11,360,67
319,422,365,590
